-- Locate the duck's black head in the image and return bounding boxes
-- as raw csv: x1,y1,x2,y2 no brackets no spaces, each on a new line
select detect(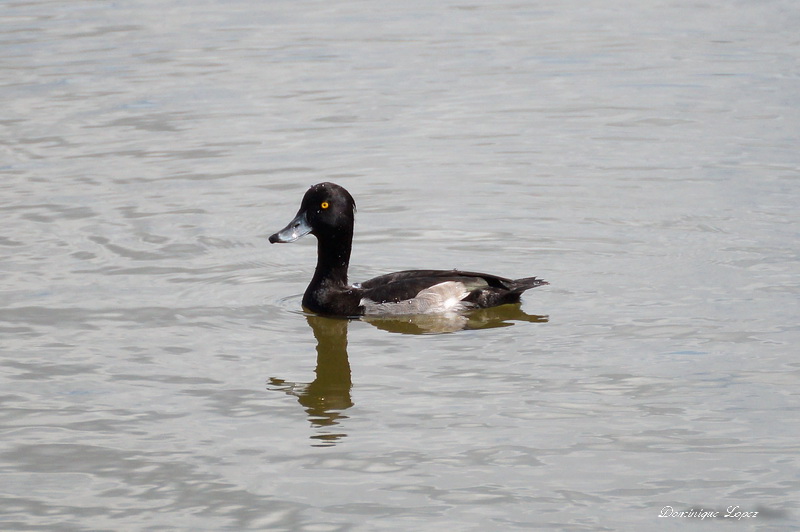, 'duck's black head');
269,182,356,244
